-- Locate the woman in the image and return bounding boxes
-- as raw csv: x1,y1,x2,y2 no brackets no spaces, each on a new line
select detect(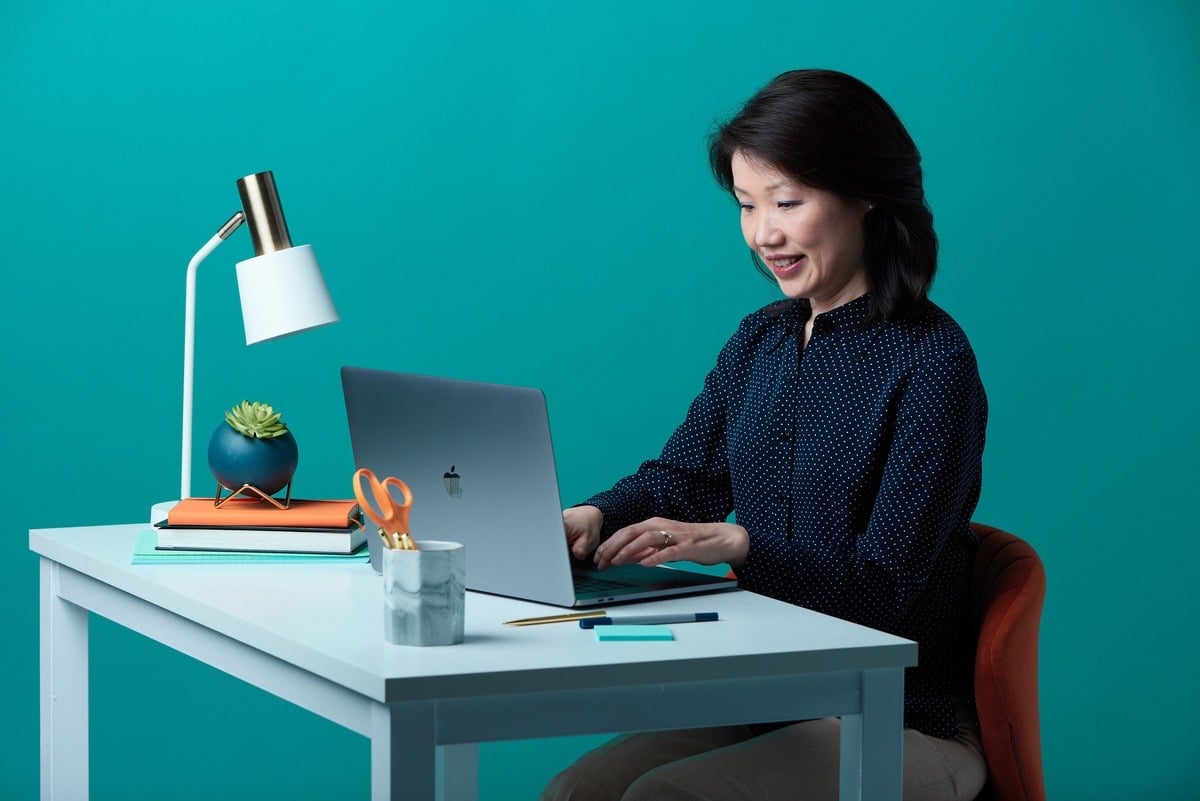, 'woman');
541,69,988,801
